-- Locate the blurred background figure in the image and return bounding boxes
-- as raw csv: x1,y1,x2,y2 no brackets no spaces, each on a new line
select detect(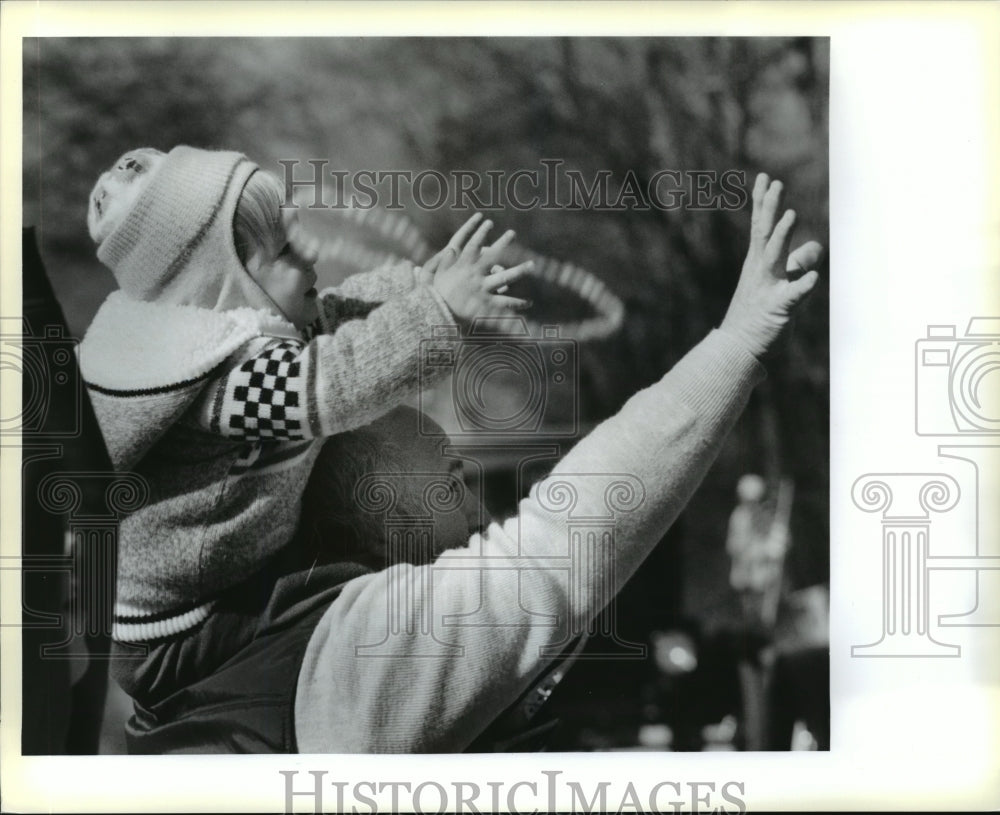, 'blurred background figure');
766,584,829,750
725,474,799,750
727,474,793,631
